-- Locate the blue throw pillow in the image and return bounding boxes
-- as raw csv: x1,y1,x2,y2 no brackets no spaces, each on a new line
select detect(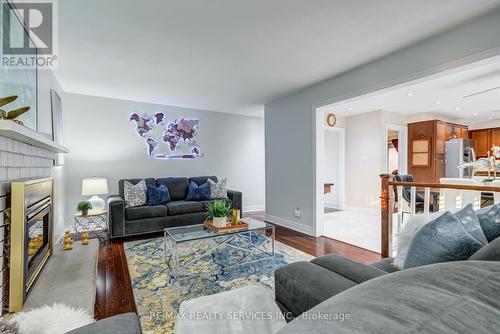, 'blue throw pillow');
454,204,487,246
403,211,485,269
186,181,211,201
146,184,171,206
477,203,500,242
